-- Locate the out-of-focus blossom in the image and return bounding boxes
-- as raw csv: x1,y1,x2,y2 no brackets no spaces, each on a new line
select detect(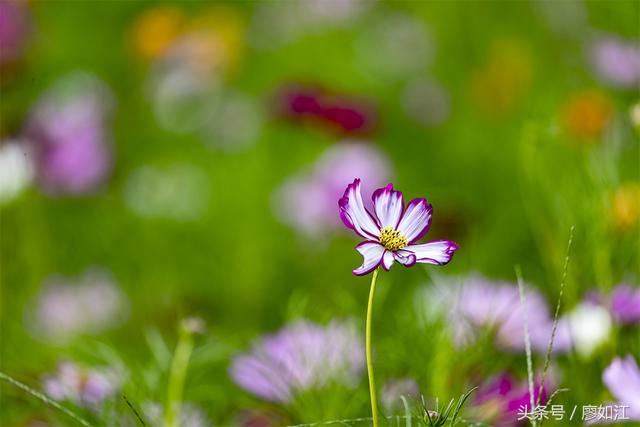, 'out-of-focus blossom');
380,378,420,412
602,355,640,420
0,139,33,204
472,373,549,426
147,9,245,135
130,6,186,60
416,274,572,354
143,401,210,427
235,409,287,427
561,301,611,357
609,285,640,325
532,0,586,38
470,39,532,117
402,80,451,127
339,179,458,275
25,72,114,195
249,0,368,50
560,89,613,140
610,183,640,231
274,84,377,135
32,268,127,342
589,34,640,90
274,142,391,238
229,320,364,403
0,0,31,68
43,361,121,409
124,163,209,221
630,102,640,127
201,90,264,153
356,14,434,81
